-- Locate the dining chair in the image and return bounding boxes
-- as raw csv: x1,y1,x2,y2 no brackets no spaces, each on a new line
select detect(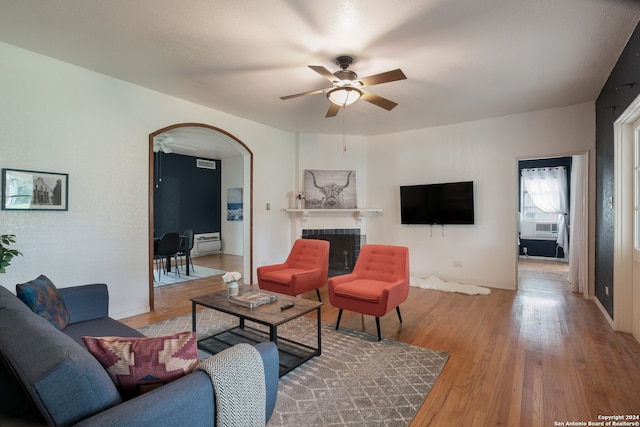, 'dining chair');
327,244,410,340
178,229,195,274
153,232,182,281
